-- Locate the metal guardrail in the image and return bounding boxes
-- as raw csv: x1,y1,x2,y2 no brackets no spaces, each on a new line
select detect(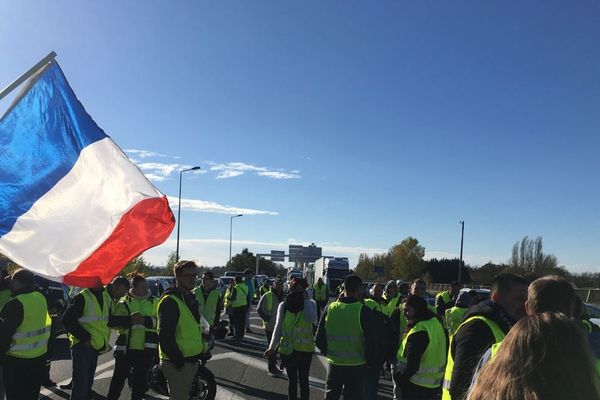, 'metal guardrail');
427,284,600,306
